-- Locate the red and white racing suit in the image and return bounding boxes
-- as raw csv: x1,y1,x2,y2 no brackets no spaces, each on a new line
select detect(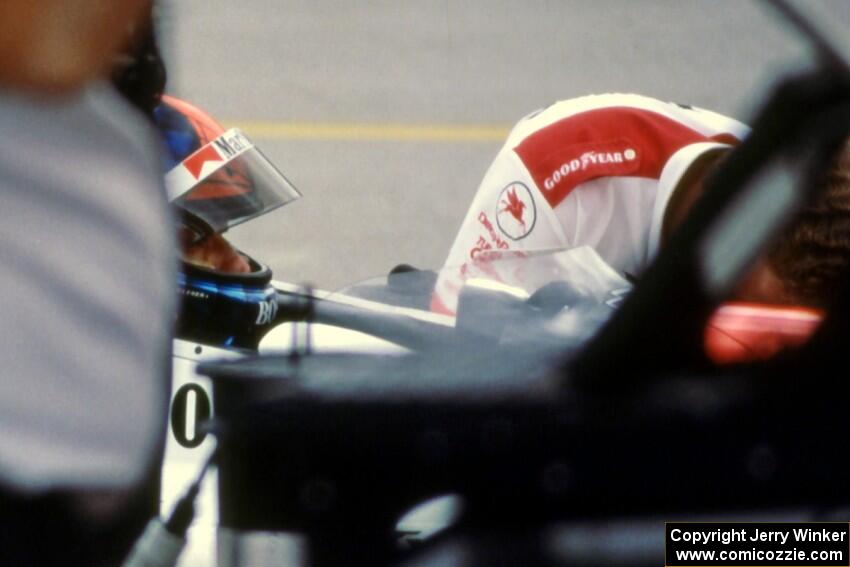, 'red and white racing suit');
432,94,750,314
